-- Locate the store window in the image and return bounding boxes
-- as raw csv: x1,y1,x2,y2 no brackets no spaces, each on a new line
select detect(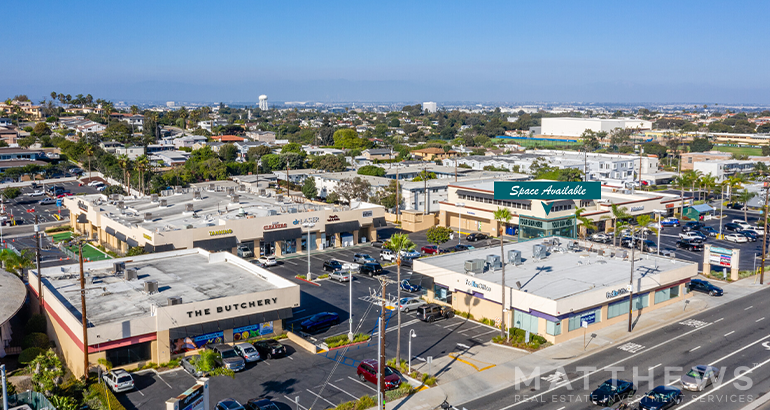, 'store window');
546,320,562,336
301,233,317,252
655,285,680,304
568,307,602,332
607,294,649,319
281,239,297,255
513,310,539,334
105,341,152,366
433,284,452,304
